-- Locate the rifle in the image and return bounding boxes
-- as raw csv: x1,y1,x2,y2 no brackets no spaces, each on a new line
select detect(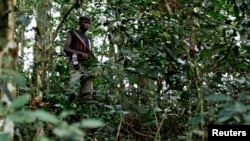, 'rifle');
72,30,98,67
